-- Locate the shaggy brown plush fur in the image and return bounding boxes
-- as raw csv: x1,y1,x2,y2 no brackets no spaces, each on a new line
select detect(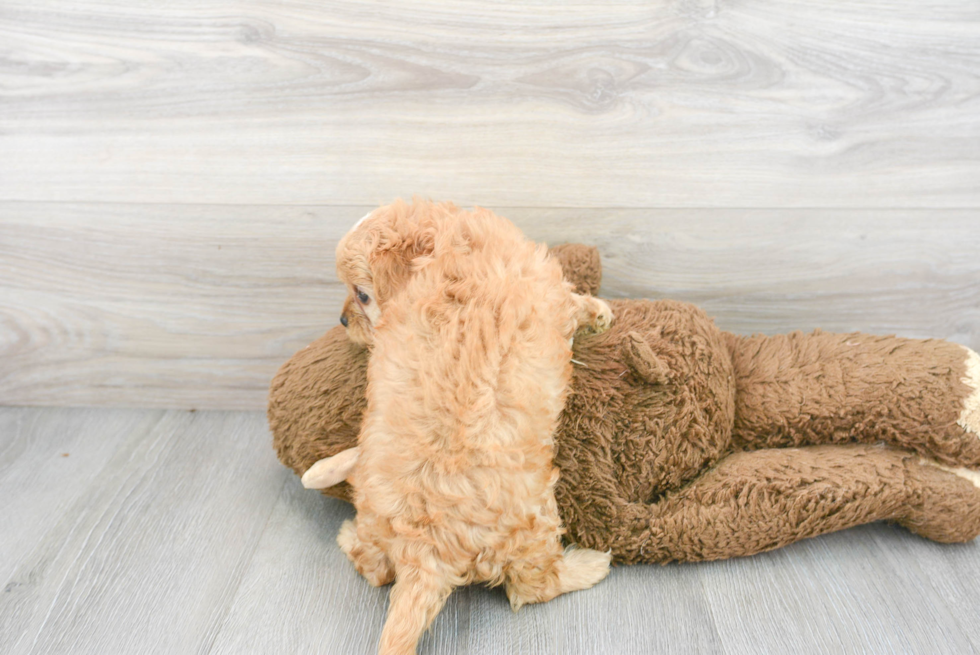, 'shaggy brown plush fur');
551,299,980,563
270,244,980,567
